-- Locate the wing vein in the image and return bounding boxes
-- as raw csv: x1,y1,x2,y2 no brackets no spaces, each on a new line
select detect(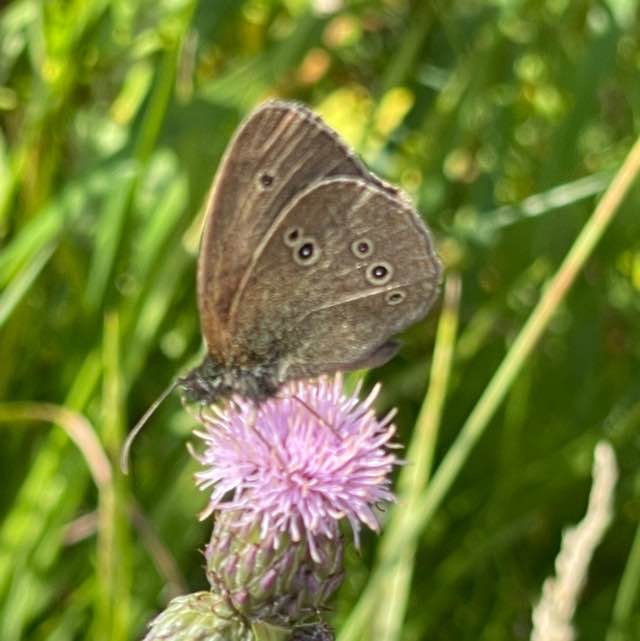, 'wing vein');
296,280,430,321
